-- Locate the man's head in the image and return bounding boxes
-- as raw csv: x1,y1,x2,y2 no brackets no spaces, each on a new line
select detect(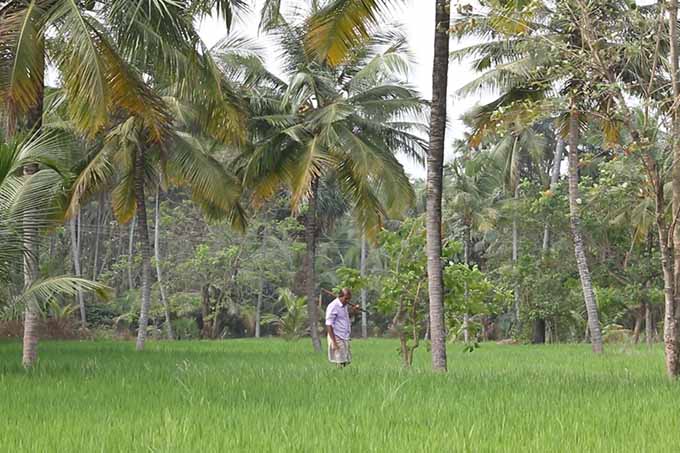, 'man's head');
338,288,352,305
